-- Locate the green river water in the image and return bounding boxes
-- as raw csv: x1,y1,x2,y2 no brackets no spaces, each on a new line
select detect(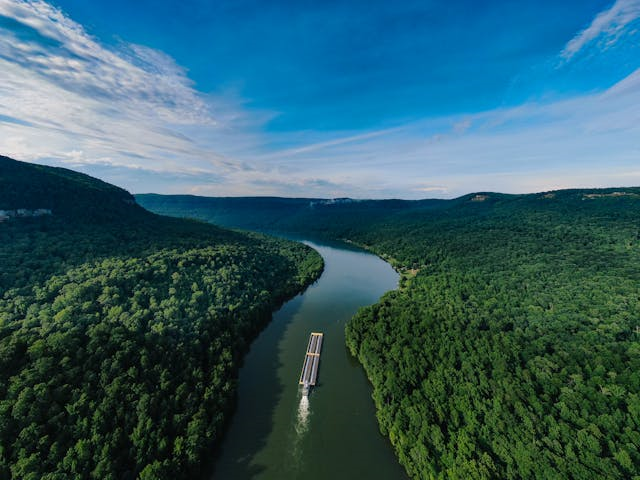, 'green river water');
210,240,408,479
